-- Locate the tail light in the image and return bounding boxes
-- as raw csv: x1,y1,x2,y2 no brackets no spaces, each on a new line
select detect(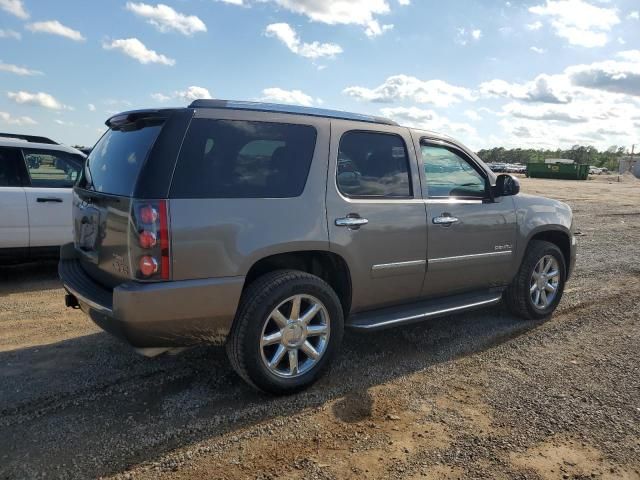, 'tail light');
132,200,171,281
